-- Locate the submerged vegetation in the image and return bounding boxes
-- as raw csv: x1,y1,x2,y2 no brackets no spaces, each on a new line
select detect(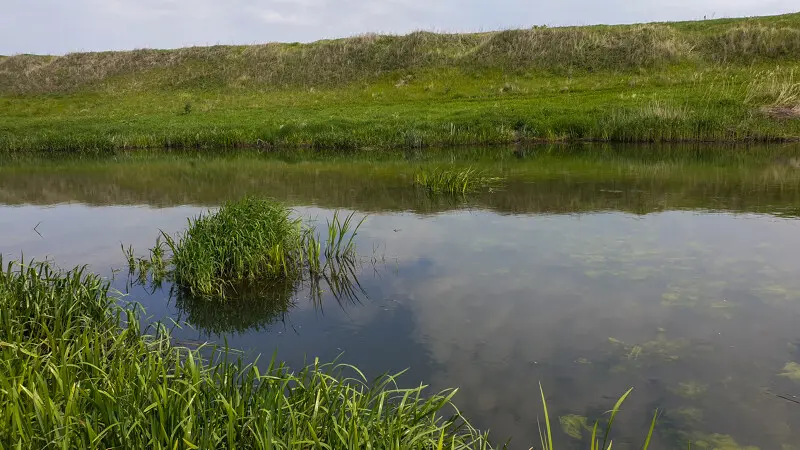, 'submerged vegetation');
2,14,800,151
